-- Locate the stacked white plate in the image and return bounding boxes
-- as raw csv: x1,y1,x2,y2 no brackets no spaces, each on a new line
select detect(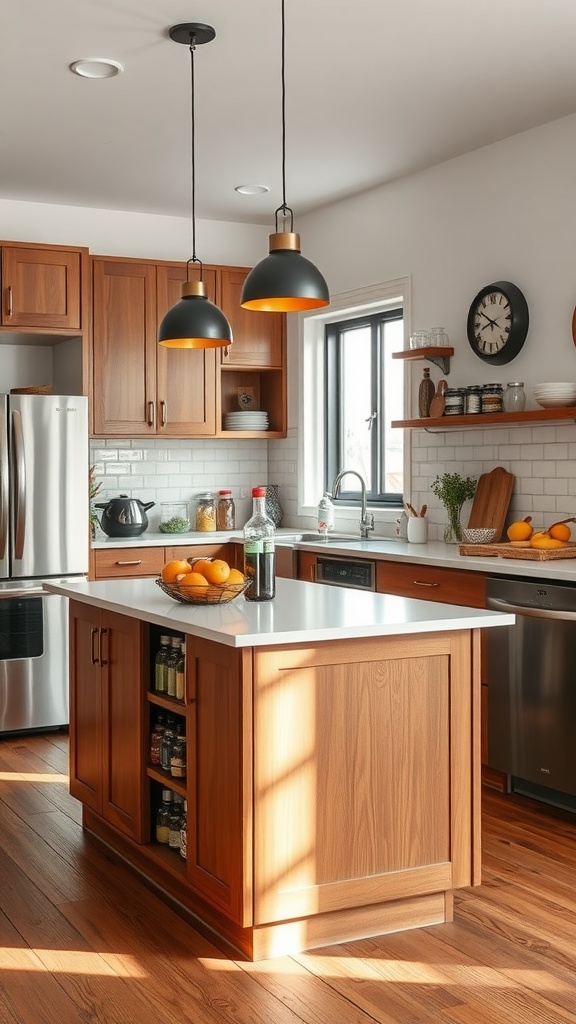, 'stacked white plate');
533,383,576,408
224,410,269,430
